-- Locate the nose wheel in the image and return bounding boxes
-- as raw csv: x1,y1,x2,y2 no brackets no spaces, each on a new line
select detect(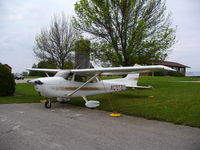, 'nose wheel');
44,100,52,109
